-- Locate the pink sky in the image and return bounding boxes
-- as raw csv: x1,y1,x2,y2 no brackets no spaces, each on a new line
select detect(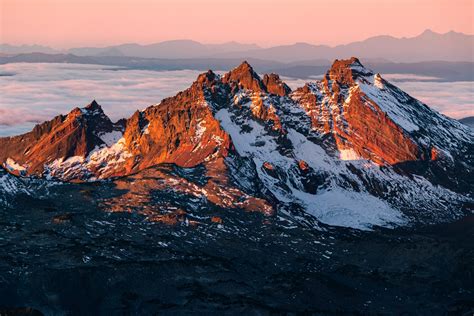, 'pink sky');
1,0,473,48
